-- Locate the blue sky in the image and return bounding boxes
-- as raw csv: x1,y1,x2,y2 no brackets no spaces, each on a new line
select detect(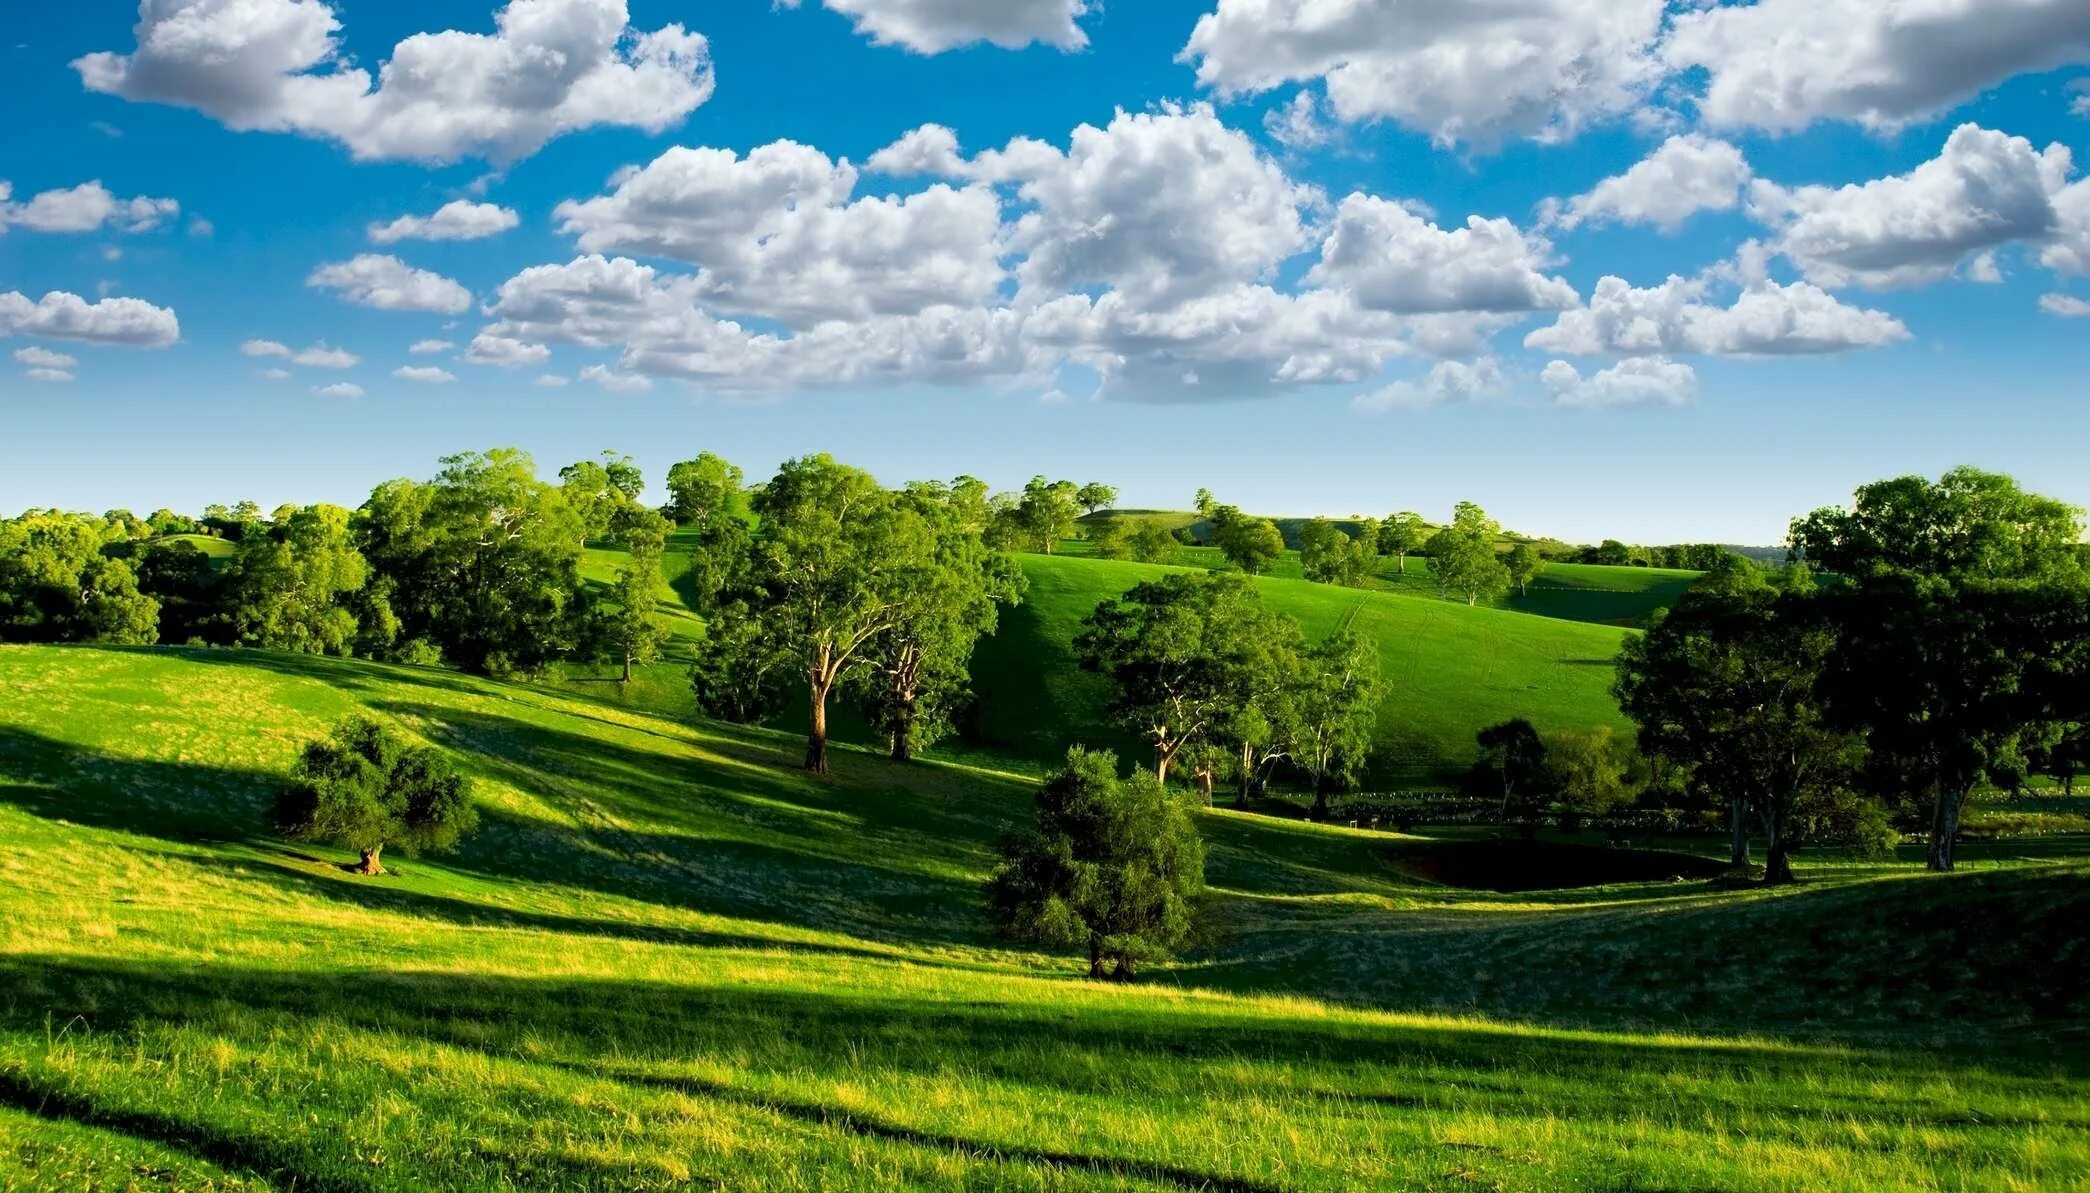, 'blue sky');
3,0,2088,545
